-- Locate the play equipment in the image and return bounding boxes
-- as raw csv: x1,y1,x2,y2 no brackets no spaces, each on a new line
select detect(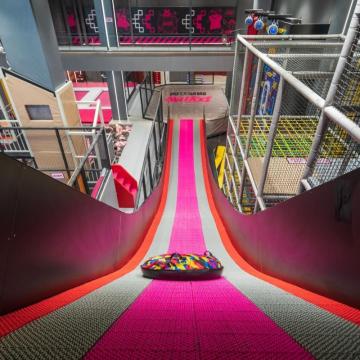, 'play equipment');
141,251,223,279
214,145,226,189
